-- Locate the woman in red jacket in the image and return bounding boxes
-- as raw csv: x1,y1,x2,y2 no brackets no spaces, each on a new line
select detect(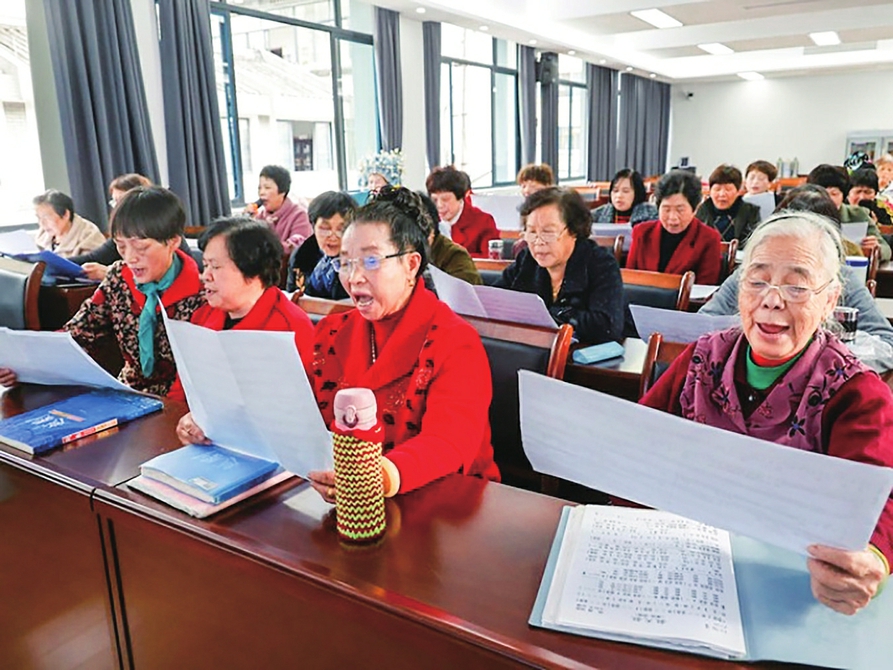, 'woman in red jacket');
168,217,315,403
626,170,722,284
308,186,499,499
